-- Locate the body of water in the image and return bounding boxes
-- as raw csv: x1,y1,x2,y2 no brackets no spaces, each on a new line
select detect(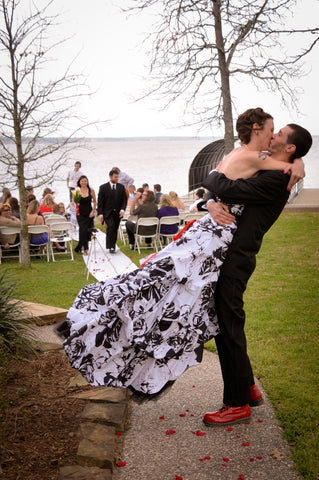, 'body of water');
3,136,319,206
